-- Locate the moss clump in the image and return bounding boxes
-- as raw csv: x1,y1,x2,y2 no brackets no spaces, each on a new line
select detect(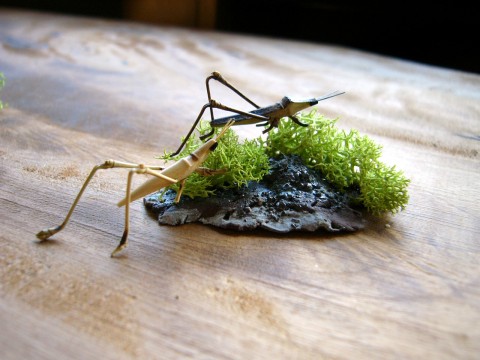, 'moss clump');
265,111,410,215
159,112,409,215
160,121,270,199
0,73,5,110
